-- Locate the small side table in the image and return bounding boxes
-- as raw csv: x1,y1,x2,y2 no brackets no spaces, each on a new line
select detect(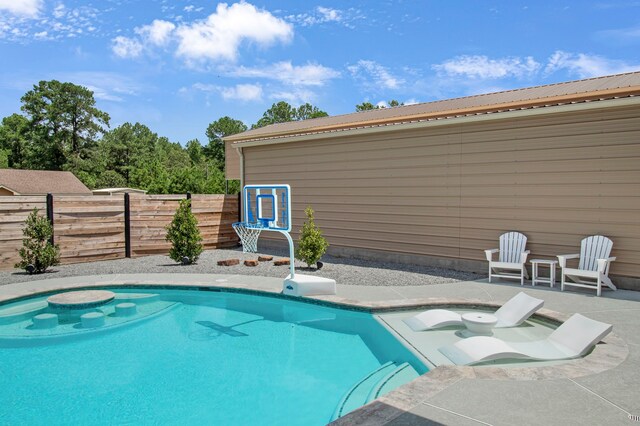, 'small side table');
461,313,498,336
531,259,558,288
